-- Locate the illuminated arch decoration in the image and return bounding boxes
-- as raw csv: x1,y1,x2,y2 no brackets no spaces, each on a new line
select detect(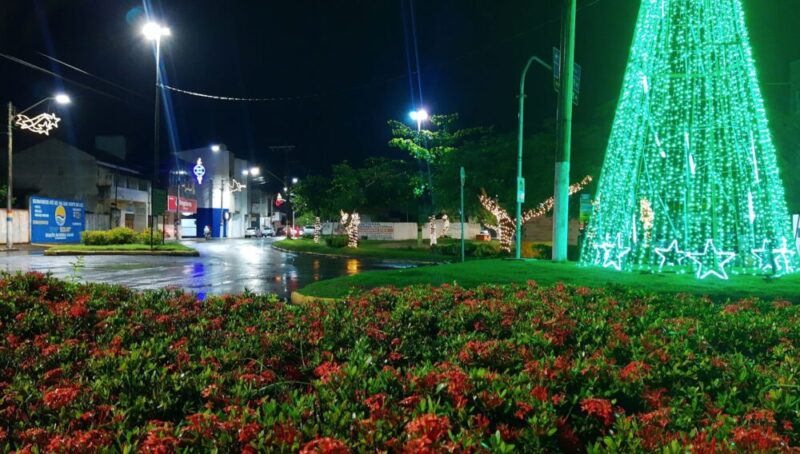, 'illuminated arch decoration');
580,0,797,279
15,113,61,136
193,159,206,185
